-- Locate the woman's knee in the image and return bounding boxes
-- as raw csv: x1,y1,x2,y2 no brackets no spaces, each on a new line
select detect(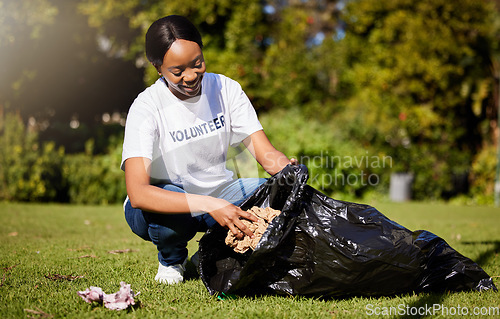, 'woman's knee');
124,198,151,241
147,215,198,245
